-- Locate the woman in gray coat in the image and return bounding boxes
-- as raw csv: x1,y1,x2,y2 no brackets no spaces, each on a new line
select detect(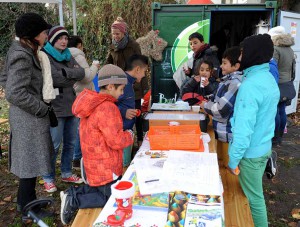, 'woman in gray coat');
268,26,295,145
0,13,53,217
